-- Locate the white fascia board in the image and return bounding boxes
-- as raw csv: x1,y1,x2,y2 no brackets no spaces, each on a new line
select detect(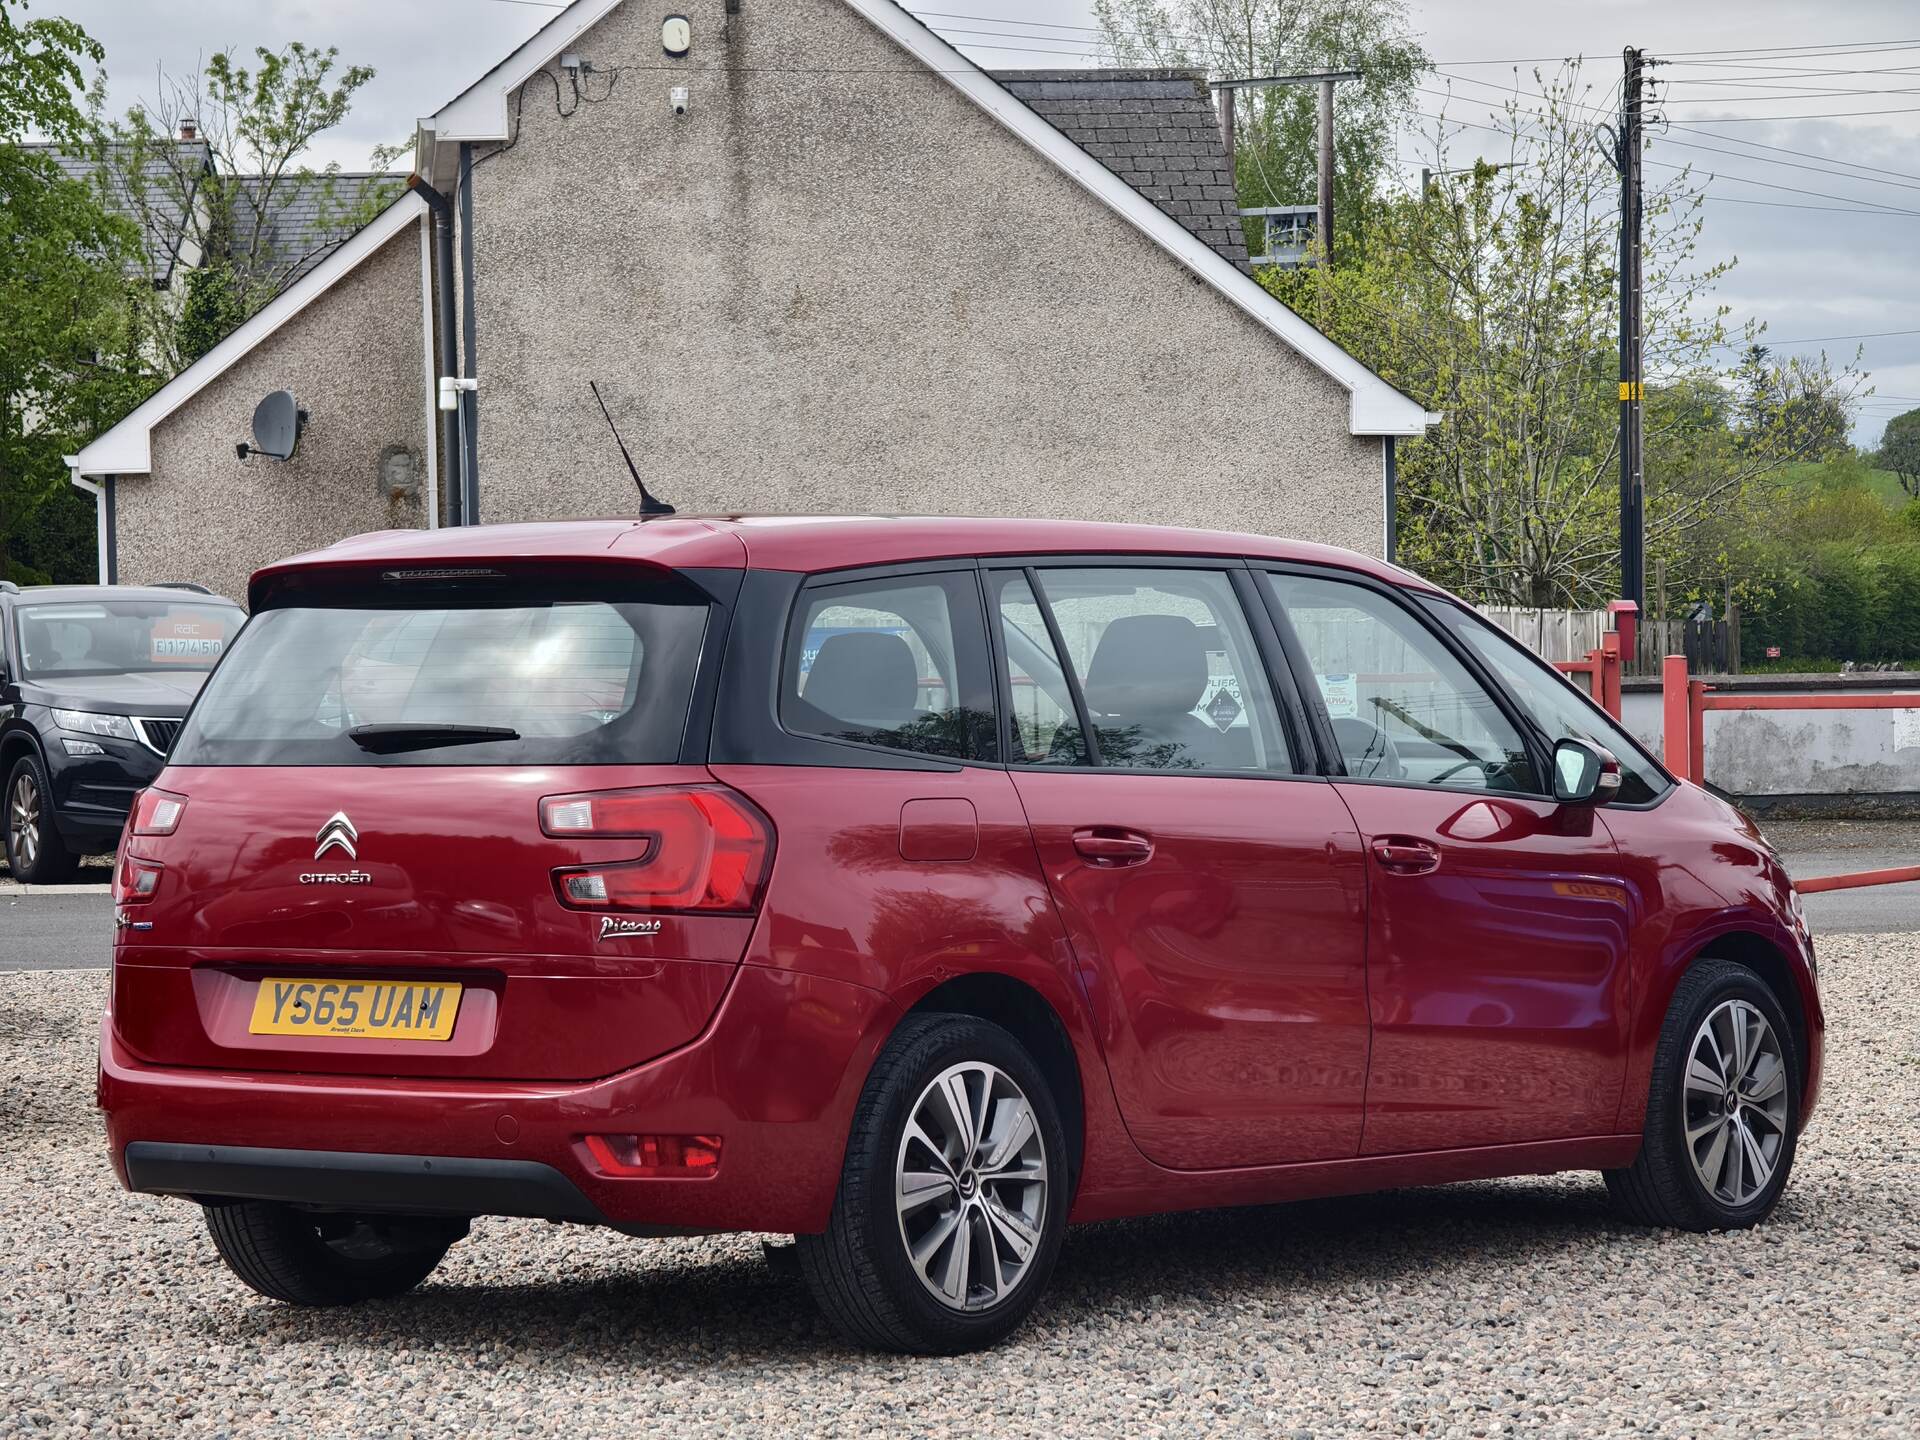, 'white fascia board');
430,0,627,143
70,192,429,479
845,0,1435,439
